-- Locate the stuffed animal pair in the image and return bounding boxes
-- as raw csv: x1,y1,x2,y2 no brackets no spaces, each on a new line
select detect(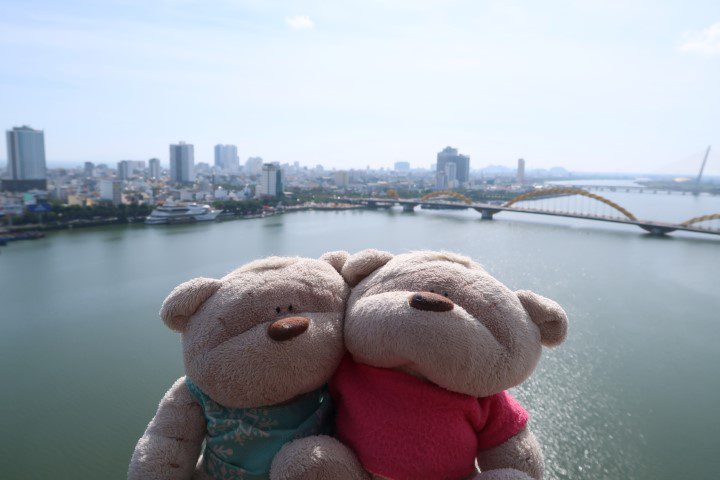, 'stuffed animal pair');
128,250,568,480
